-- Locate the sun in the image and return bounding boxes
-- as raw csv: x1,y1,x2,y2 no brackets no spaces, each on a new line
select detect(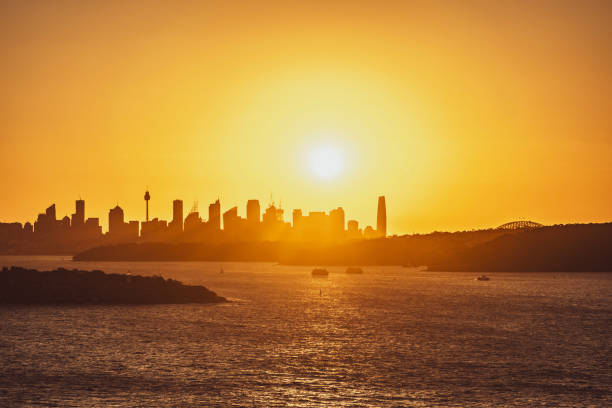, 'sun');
308,145,345,180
